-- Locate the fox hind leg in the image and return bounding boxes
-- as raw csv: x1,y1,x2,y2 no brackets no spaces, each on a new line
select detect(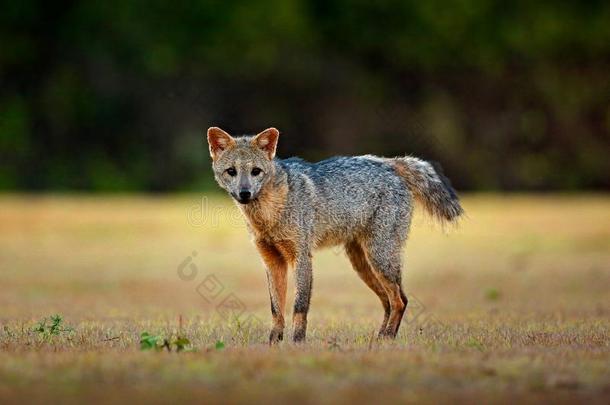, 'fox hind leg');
345,240,391,335
362,223,409,338
375,274,407,338
366,253,407,338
